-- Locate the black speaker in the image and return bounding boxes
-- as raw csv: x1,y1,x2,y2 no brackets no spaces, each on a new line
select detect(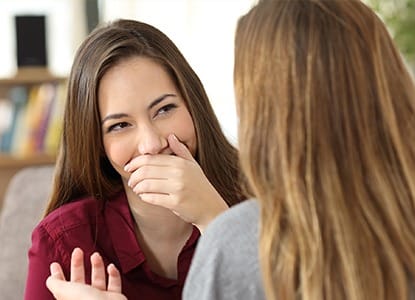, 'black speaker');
15,15,47,67
85,0,99,33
